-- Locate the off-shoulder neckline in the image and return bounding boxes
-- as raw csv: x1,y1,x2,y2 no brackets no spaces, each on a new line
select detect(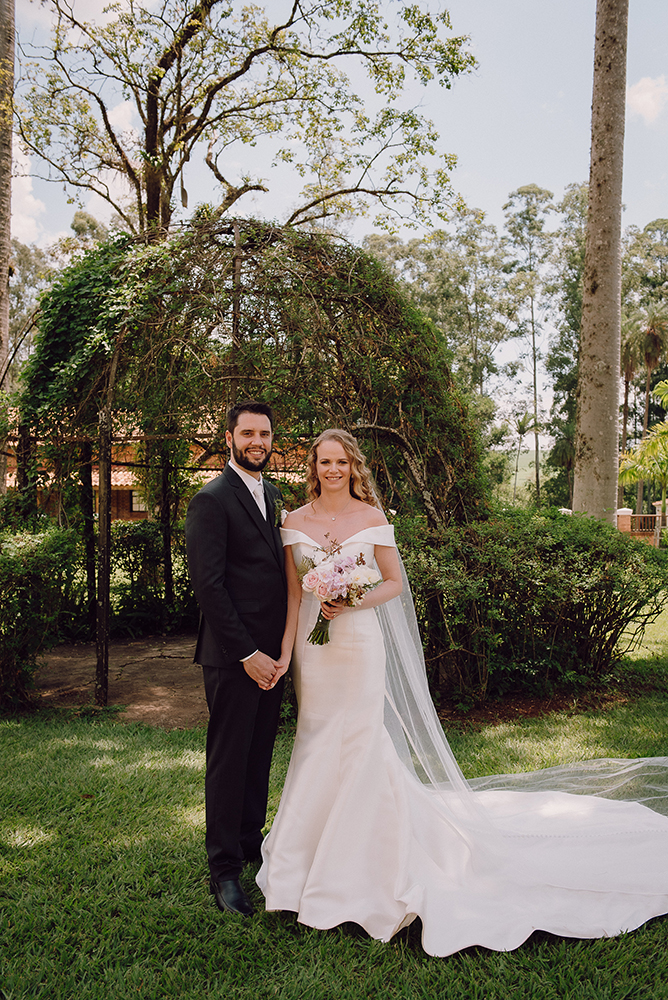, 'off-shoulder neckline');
280,525,394,546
